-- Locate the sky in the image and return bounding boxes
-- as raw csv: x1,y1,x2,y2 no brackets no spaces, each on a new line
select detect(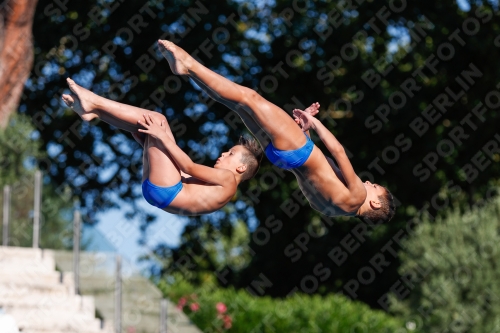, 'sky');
87,188,188,272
